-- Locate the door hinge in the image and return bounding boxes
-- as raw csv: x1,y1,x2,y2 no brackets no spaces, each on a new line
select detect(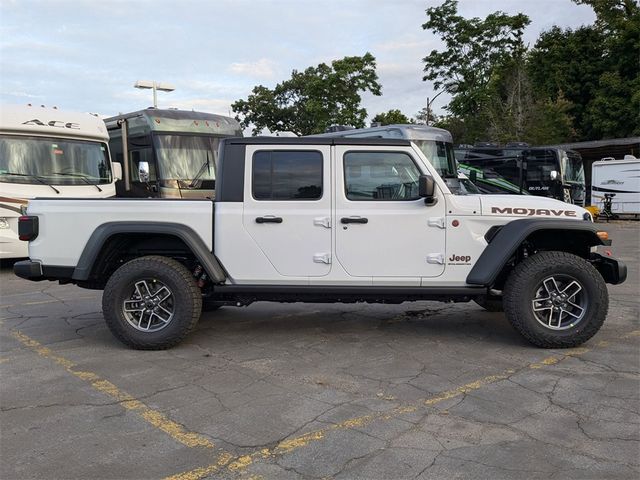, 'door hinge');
314,216,331,228
426,253,445,265
313,253,331,264
427,217,446,229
